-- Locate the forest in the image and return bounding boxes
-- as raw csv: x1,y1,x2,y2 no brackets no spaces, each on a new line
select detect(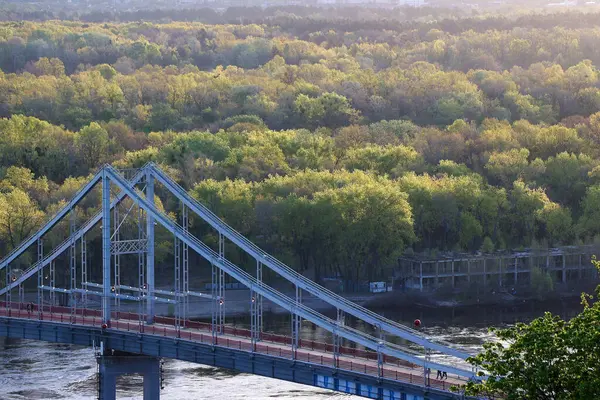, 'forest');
2,9,600,282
